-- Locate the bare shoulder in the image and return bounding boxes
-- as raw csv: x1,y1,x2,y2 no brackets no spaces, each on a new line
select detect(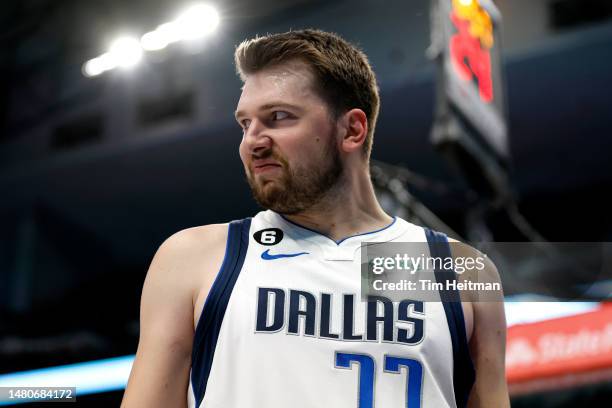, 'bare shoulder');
446,237,501,284
151,223,229,311
161,224,230,328
138,223,230,329
121,223,229,407
153,224,228,278
157,223,229,261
